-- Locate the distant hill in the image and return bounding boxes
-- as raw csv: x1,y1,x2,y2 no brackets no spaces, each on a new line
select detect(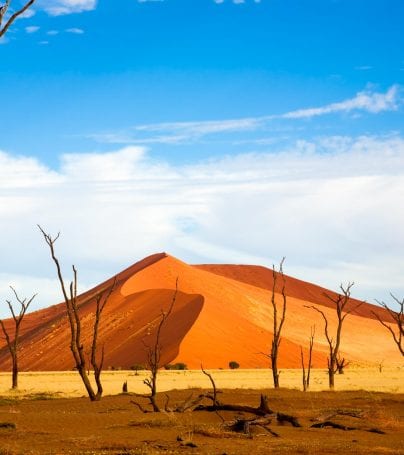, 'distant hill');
0,253,400,371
